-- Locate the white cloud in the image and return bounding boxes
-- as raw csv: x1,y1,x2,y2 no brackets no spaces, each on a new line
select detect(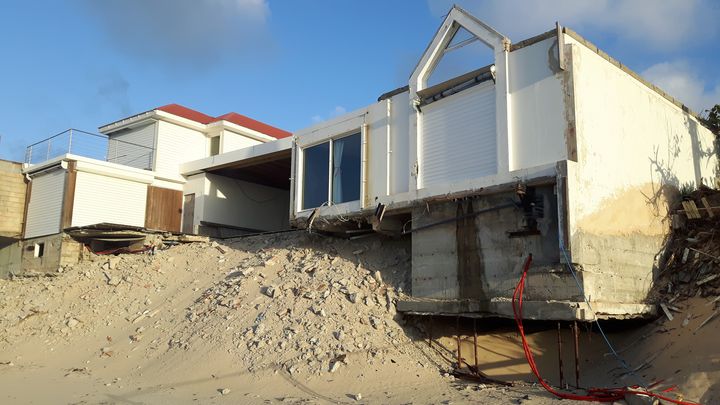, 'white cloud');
311,106,347,124
81,0,271,69
641,60,720,113
427,0,720,50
